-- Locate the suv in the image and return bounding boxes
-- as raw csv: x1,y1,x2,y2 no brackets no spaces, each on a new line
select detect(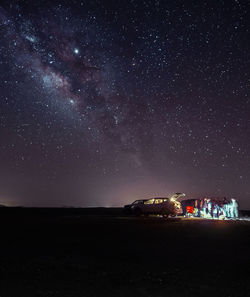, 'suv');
124,197,178,217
